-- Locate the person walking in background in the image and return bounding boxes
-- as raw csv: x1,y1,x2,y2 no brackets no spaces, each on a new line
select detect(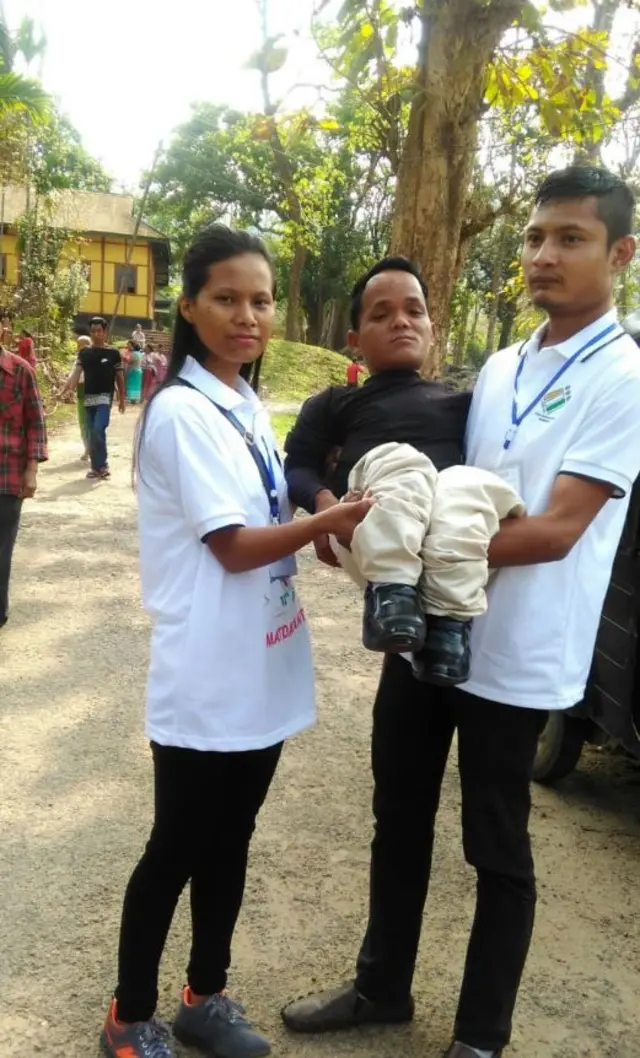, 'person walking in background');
132,322,146,349
154,348,168,386
142,342,157,402
99,224,369,1058
345,355,364,387
73,335,91,460
16,330,36,371
126,342,144,404
0,315,13,349
0,343,48,628
121,340,132,390
59,317,125,481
